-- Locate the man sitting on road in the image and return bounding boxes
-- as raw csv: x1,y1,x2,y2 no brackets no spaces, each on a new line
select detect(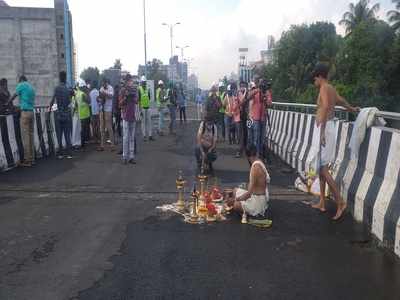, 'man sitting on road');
227,145,271,219
195,115,218,175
